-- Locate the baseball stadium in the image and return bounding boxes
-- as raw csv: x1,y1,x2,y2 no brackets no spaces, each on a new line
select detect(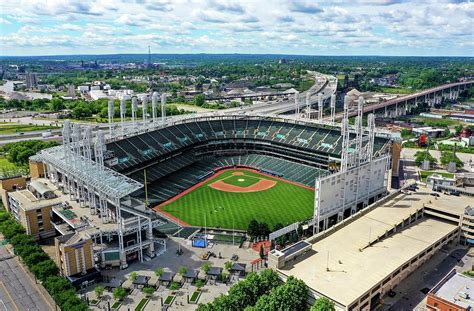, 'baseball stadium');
105,115,391,230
